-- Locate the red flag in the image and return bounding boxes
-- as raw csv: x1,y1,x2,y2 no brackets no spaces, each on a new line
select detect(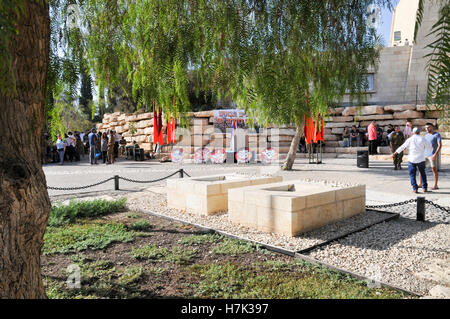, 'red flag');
305,117,315,145
313,118,324,143
157,107,164,145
